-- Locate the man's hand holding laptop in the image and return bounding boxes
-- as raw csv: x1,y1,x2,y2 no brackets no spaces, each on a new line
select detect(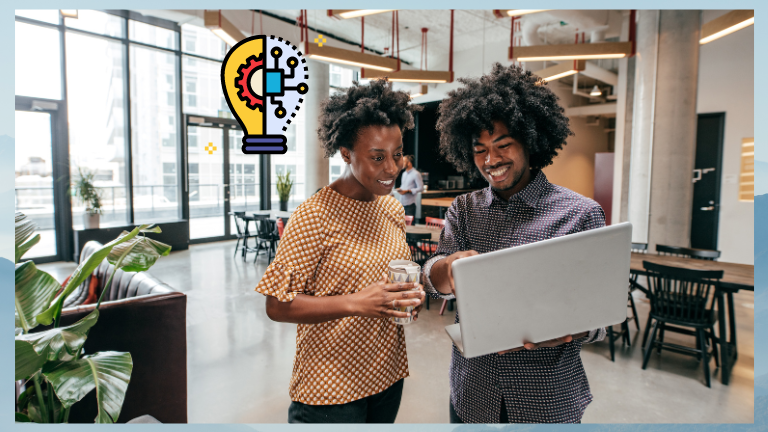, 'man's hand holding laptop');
432,250,589,354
